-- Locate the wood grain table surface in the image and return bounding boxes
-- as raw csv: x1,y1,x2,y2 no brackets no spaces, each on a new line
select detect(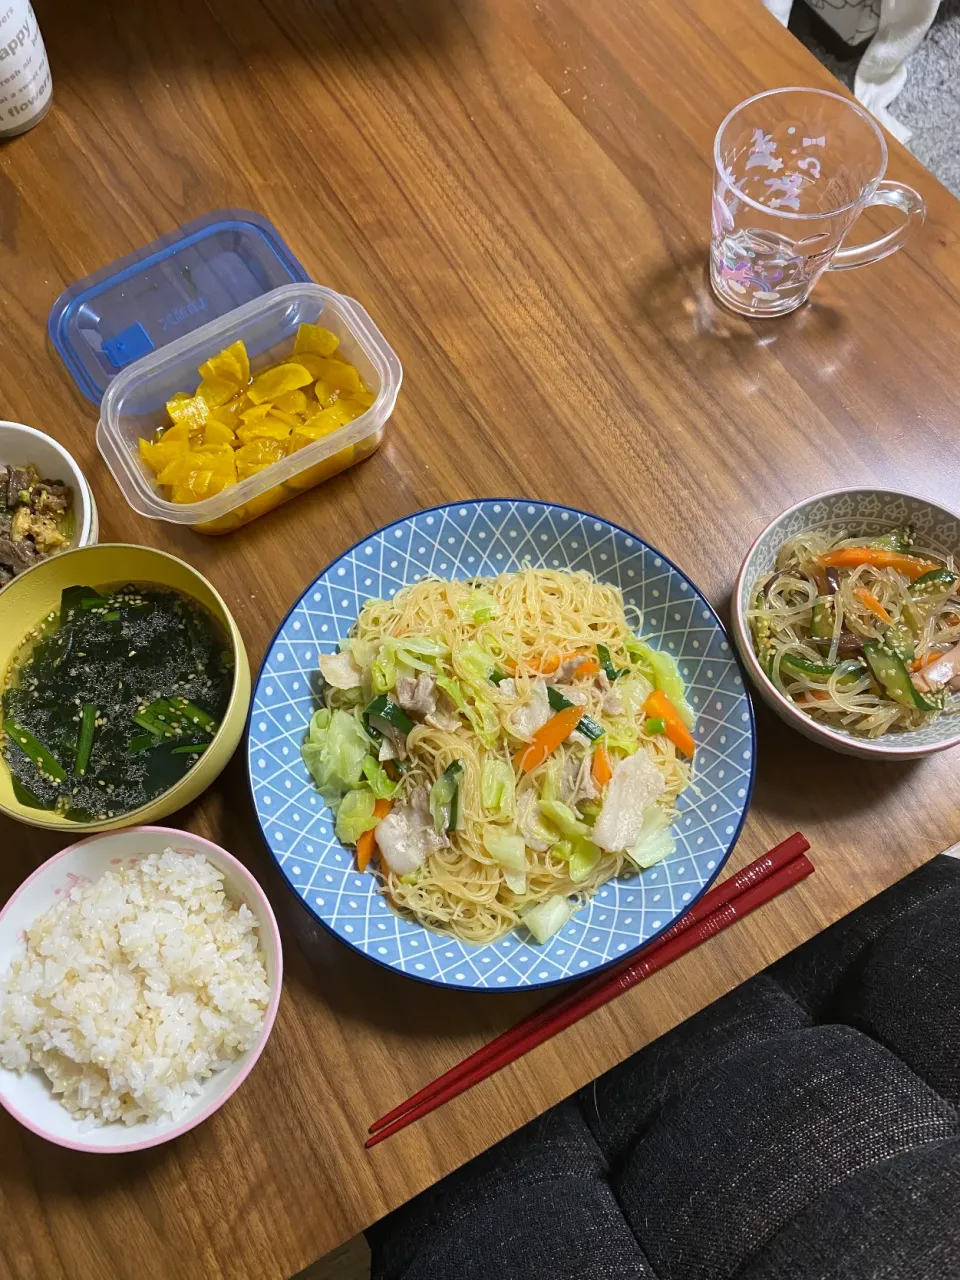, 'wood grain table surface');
3,0,960,1276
